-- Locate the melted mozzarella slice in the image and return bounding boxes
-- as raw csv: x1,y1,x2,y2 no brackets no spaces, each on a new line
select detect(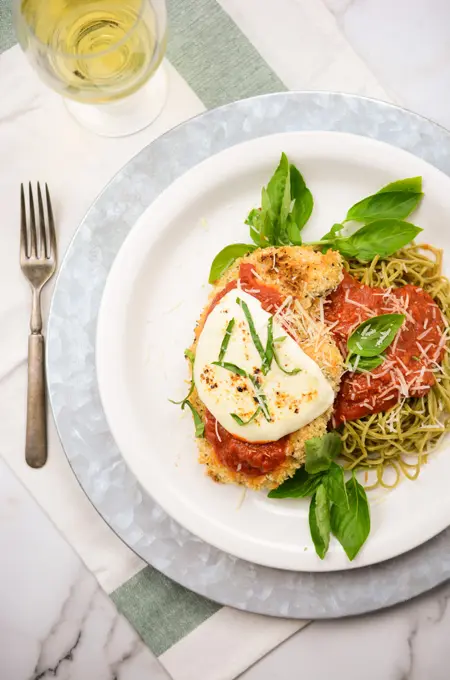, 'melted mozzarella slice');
194,289,334,442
